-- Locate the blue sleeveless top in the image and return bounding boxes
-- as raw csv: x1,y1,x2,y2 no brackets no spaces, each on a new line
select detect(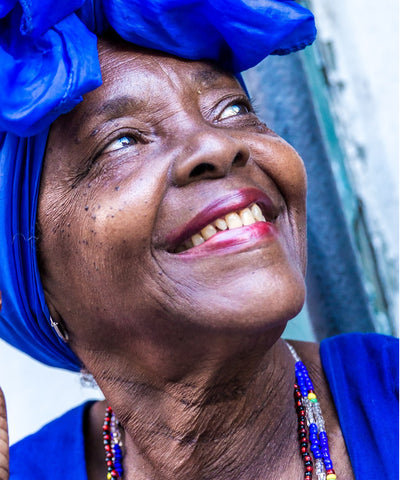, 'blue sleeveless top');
10,333,399,479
